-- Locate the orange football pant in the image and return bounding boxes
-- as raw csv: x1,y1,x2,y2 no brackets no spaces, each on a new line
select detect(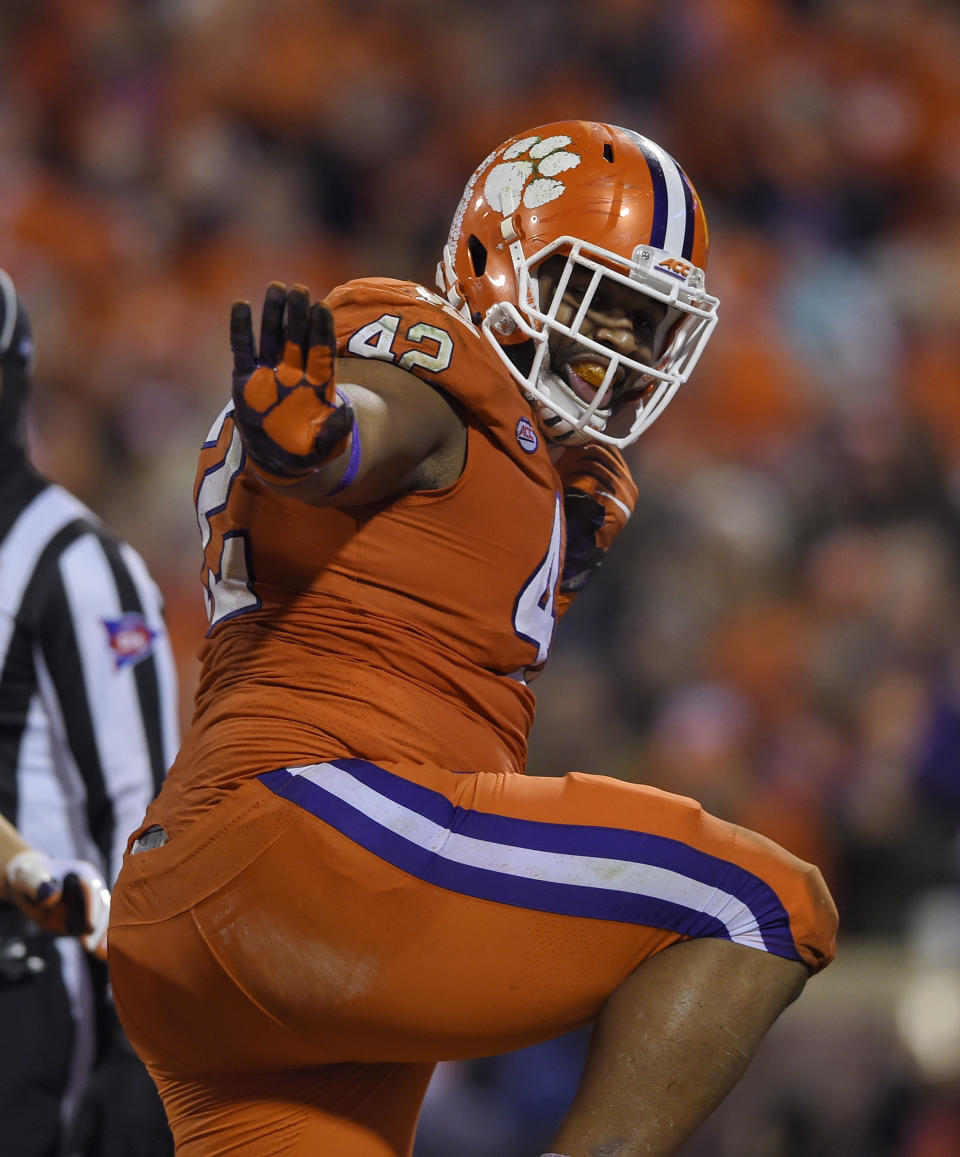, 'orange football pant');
108,758,837,1156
